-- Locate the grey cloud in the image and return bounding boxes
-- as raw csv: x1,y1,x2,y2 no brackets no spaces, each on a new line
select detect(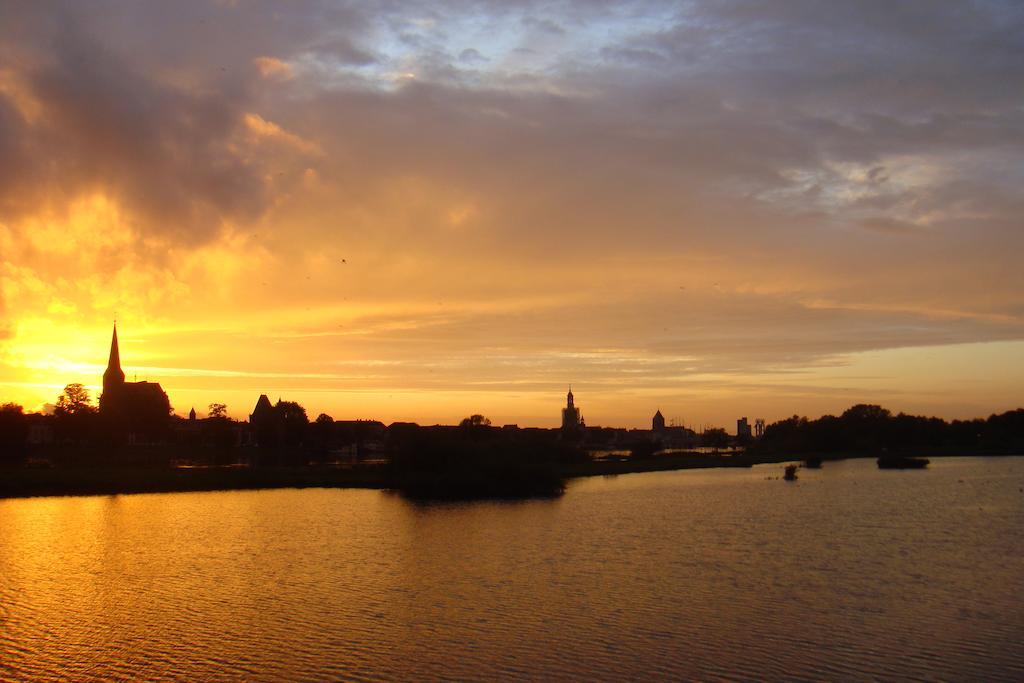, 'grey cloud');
458,48,488,64
599,45,668,66
522,16,566,35
866,166,888,184
604,1,1024,139
314,39,379,67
